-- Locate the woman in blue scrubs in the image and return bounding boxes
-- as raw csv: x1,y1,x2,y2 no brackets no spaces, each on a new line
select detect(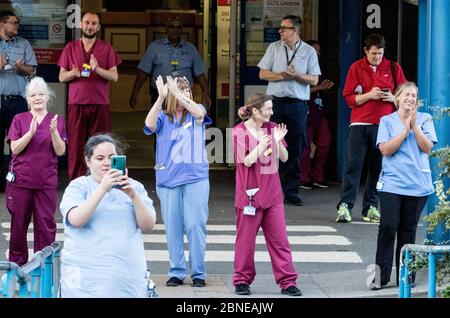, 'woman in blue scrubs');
144,75,211,288
370,82,438,290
